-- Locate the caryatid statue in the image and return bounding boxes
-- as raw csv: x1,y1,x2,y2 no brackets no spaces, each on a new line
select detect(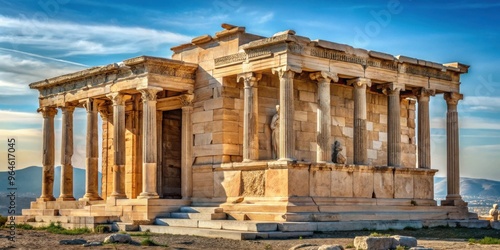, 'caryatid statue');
270,105,279,159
